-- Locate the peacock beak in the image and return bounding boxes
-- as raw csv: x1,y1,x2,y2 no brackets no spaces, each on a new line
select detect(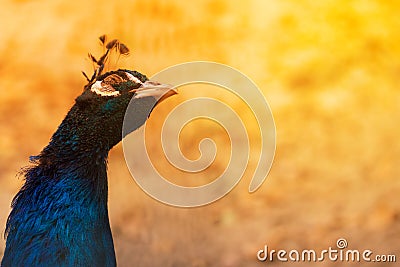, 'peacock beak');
131,81,177,105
